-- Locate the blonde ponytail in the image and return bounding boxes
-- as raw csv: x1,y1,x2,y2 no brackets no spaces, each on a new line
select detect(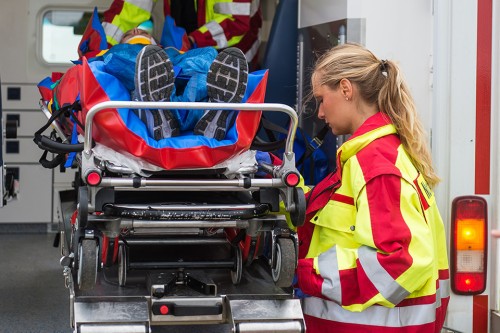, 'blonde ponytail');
313,43,439,187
